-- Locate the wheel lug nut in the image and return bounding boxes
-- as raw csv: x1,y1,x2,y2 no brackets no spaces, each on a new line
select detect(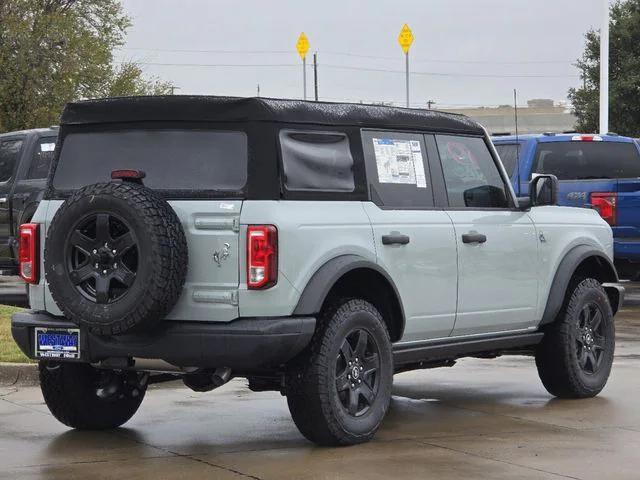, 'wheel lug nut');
360,366,363,370
347,374,351,379
113,263,118,269
358,379,361,384
102,270,107,274
351,383,355,388
112,249,116,254
348,362,352,366
92,249,97,254
94,263,99,269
